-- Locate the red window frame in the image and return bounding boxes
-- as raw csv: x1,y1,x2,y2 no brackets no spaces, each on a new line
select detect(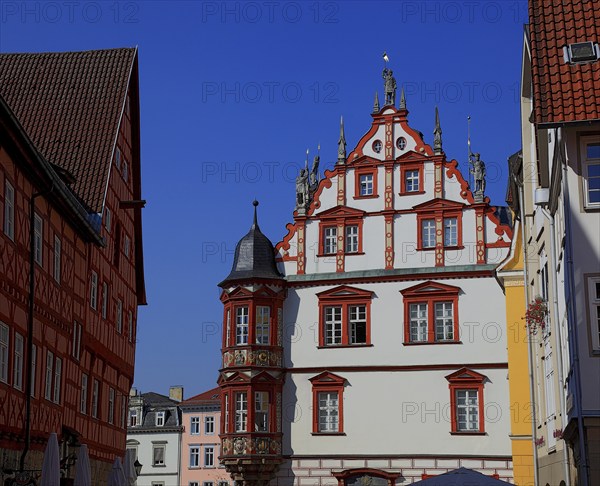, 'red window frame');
400,281,460,344
400,162,425,195
445,368,487,434
309,371,346,435
354,167,378,199
317,286,373,347
220,287,281,349
318,219,364,256
416,211,463,250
